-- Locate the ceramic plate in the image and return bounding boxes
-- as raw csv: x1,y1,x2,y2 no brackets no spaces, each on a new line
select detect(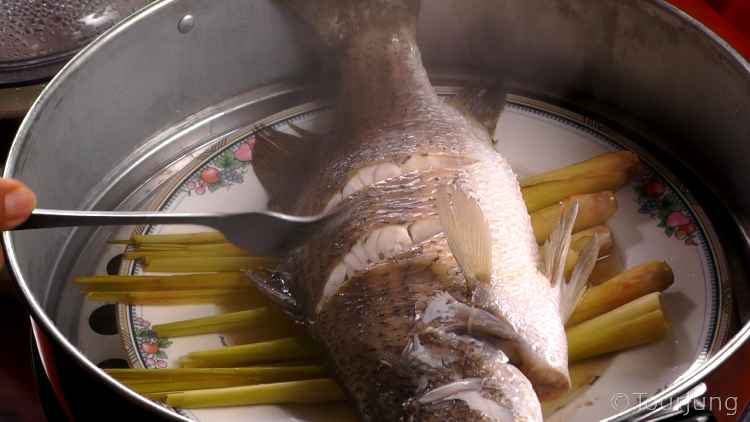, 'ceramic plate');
77,92,731,421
